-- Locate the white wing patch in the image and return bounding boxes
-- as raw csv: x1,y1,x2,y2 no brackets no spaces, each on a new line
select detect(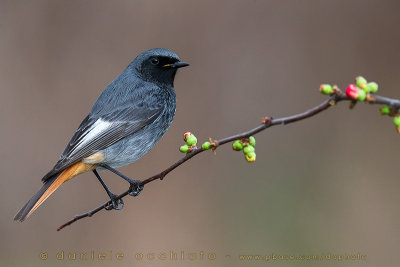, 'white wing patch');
69,118,112,156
